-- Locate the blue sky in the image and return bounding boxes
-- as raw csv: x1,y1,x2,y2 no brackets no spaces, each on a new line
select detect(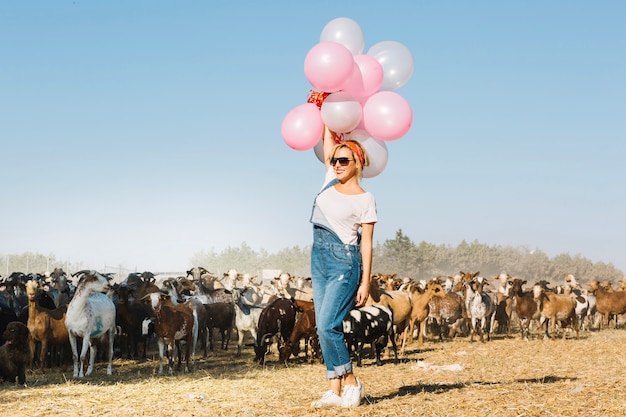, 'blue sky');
1,1,625,275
